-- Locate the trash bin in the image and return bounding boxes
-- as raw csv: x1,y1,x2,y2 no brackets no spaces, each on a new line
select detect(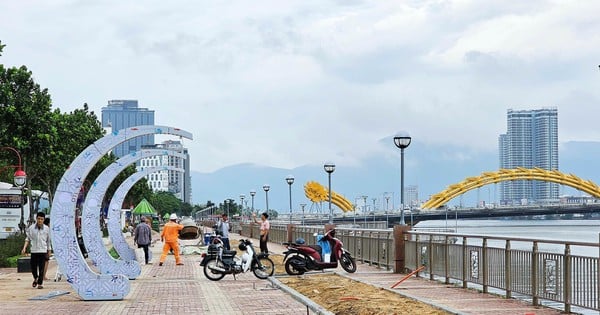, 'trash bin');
204,233,211,245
